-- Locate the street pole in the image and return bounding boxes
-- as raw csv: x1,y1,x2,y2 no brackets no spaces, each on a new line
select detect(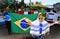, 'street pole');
30,0,31,5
